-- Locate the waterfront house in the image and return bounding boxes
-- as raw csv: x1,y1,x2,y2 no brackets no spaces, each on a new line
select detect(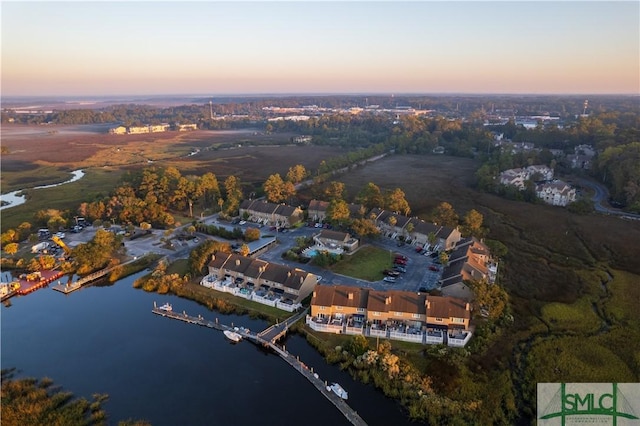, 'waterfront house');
440,237,497,301
307,285,472,346
206,252,317,303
